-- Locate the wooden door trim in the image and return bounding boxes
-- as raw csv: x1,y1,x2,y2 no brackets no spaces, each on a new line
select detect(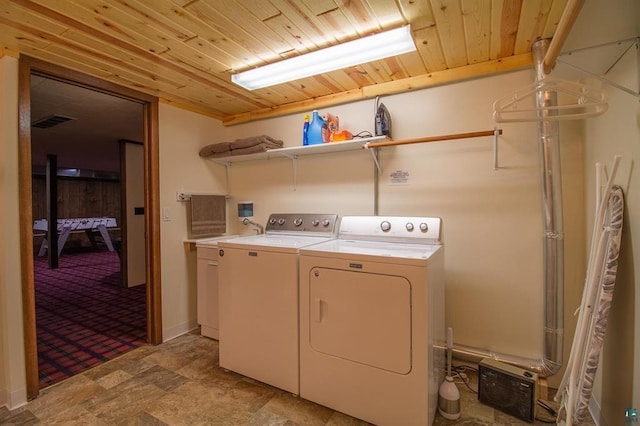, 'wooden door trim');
18,56,163,400
18,54,38,400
